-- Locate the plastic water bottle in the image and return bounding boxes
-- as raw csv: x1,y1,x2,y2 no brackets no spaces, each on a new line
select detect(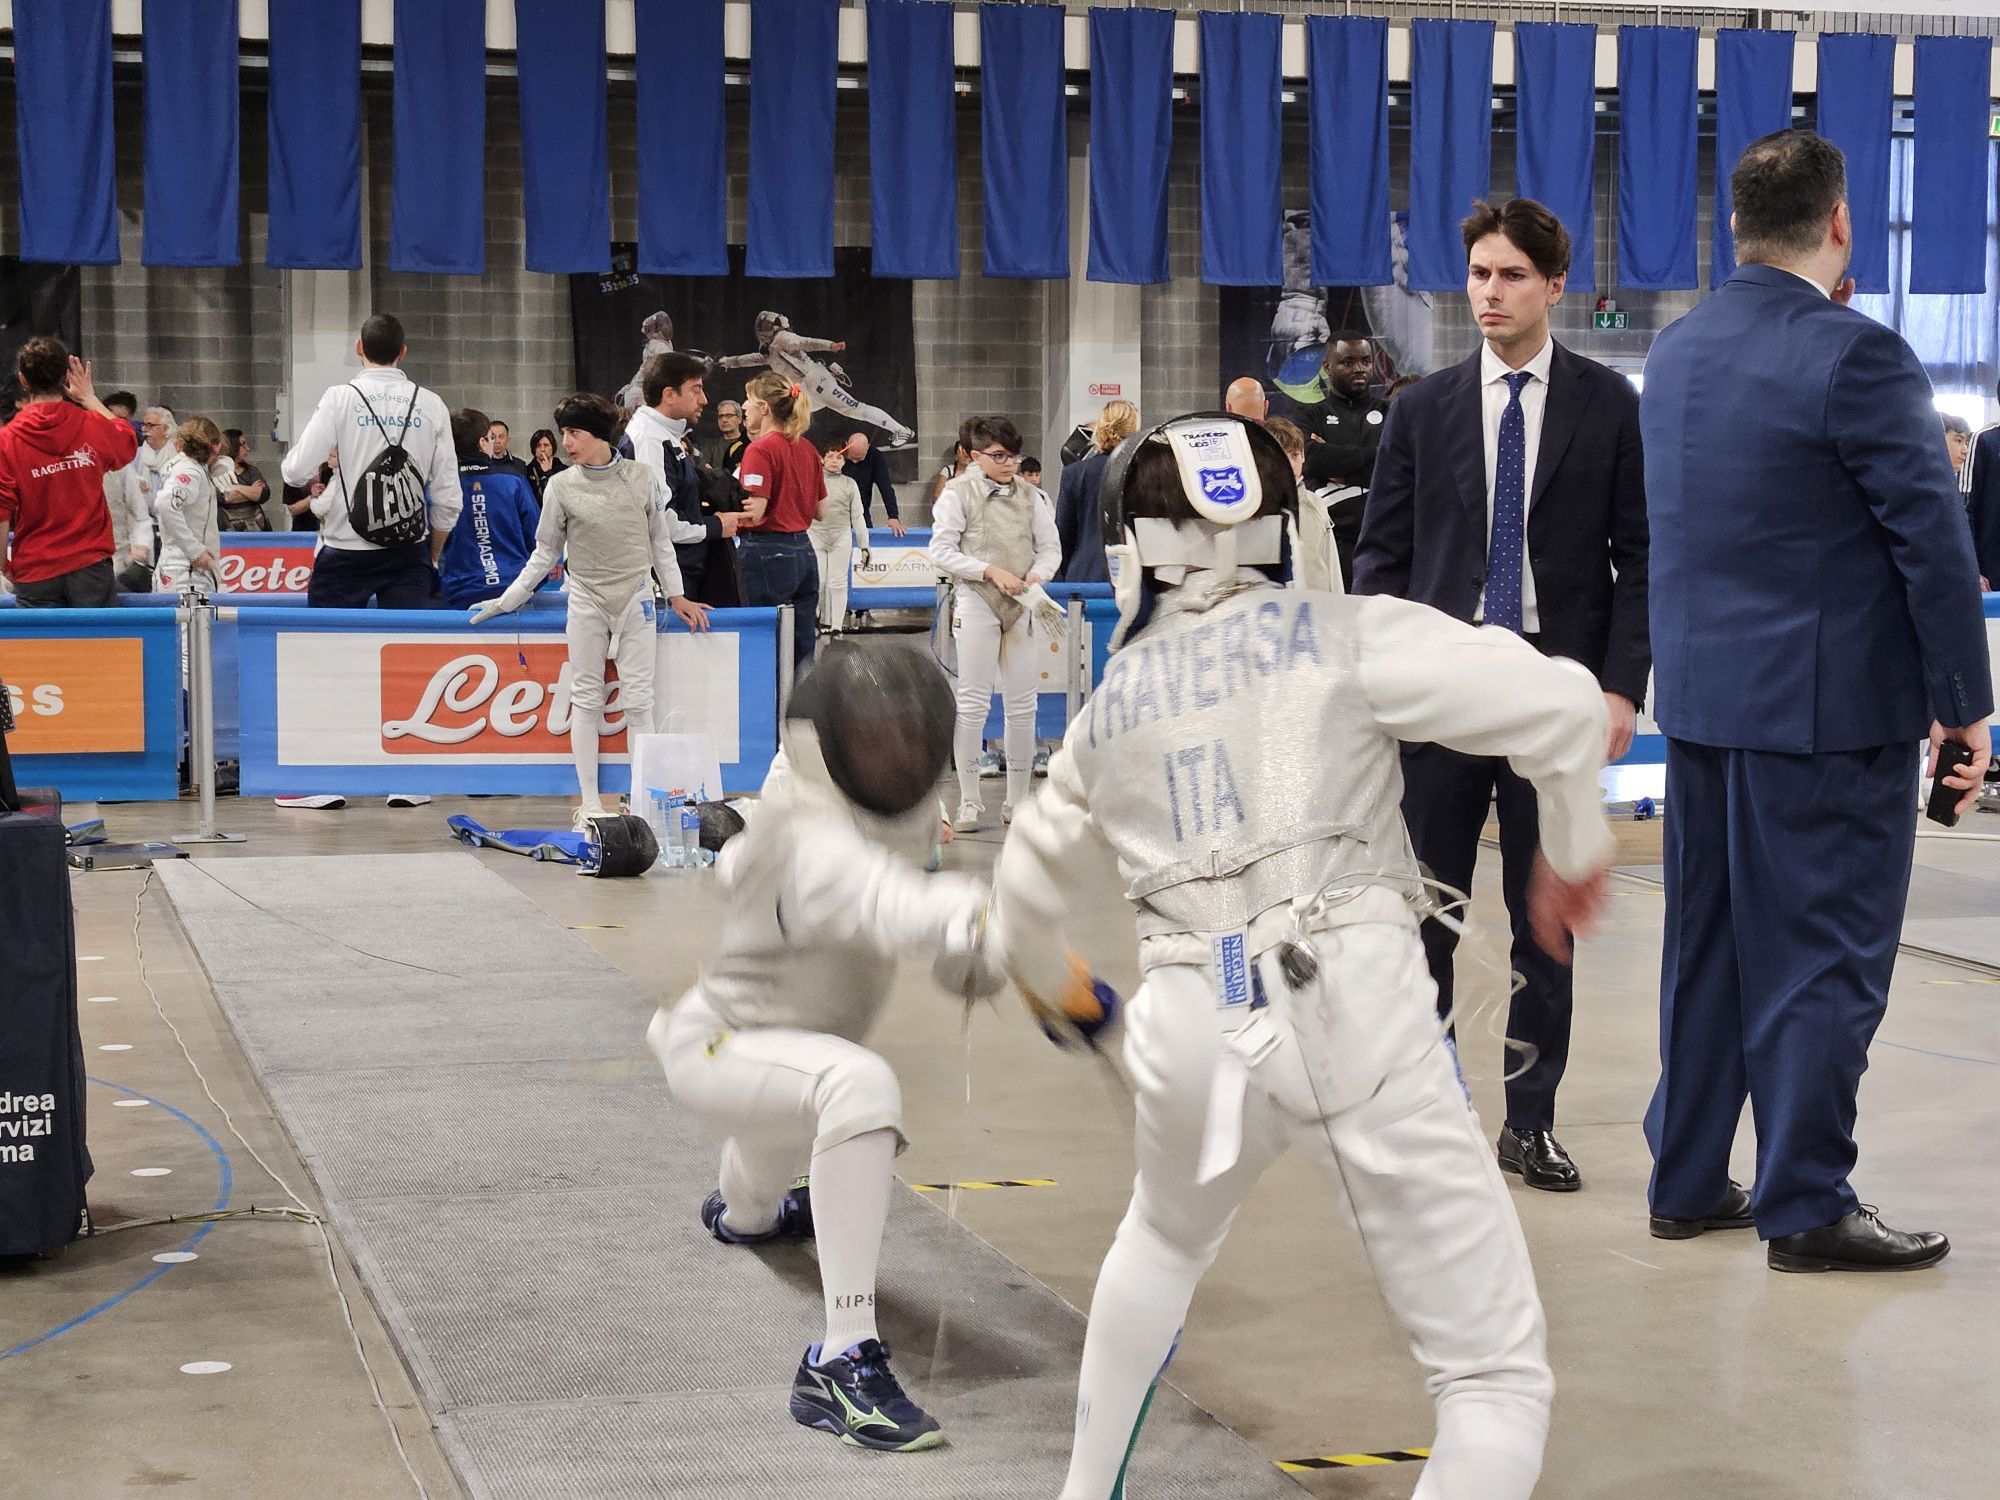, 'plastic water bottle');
677,799,701,869
655,790,689,868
